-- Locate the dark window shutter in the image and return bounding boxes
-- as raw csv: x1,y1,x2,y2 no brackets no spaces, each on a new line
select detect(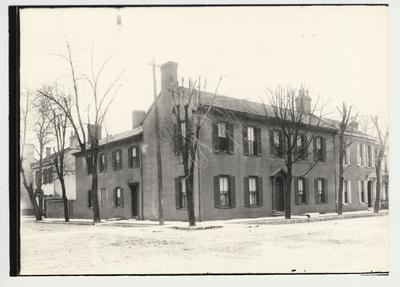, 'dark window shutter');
104,154,108,172
112,151,115,170
128,147,132,167
230,176,236,207
269,129,275,157
228,123,234,154
280,131,285,156
175,177,180,209
314,179,319,204
214,176,220,208
242,126,249,155
212,122,219,152
258,176,263,206
322,137,326,161
305,178,310,204
112,188,116,207
119,150,123,170
135,148,140,167
244,177,250,207
324,178,328,203
120,188,124,208
303,135,308,160
256,127,262,155
88,190,92,208
294,177,299,205
313,137,318,160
